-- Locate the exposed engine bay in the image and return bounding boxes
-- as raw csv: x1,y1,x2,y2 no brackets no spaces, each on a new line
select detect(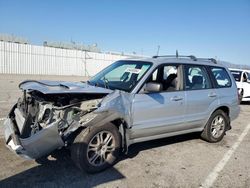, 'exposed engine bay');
13,90,105,139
